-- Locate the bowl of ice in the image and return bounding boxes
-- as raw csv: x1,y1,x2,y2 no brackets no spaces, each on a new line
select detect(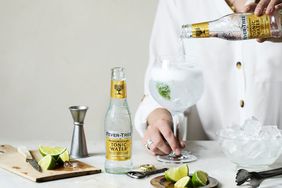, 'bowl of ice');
217,117,282,168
